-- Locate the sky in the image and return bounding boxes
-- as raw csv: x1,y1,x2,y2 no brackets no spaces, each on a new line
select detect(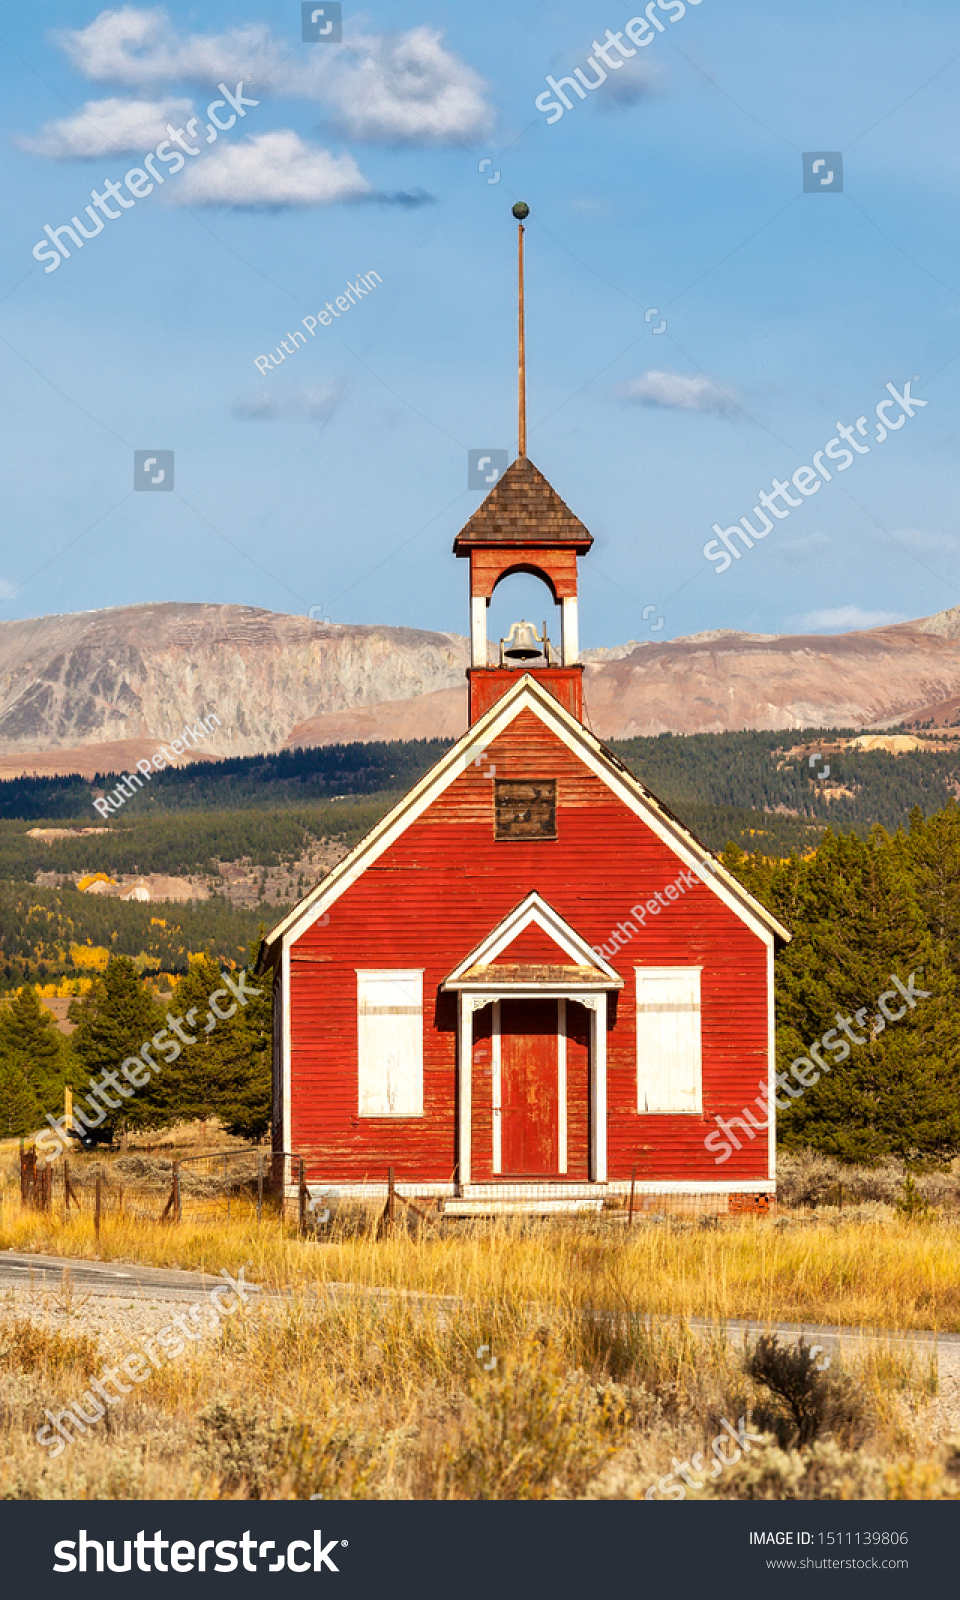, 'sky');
2,0,959,650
